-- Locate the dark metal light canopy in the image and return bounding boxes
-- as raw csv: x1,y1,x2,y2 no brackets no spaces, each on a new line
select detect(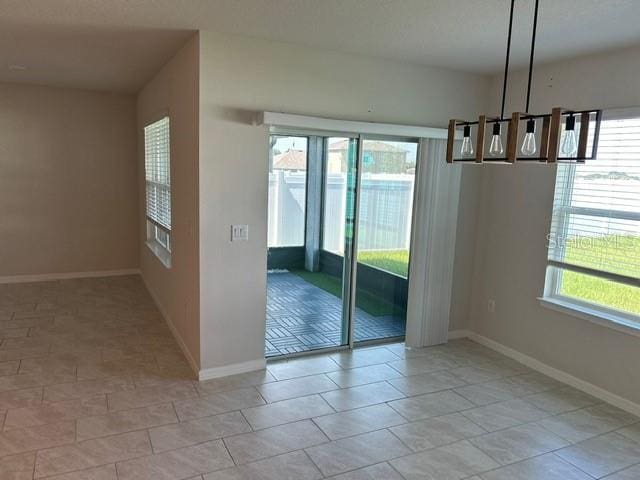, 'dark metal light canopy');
446,0,602,164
